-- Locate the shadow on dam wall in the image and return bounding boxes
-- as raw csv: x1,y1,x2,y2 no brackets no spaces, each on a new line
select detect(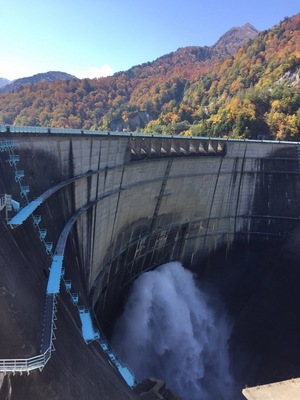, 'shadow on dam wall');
1,131,300,399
